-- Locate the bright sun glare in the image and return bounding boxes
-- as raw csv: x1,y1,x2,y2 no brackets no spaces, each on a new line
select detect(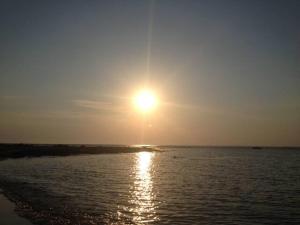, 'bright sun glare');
134,90,157,113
